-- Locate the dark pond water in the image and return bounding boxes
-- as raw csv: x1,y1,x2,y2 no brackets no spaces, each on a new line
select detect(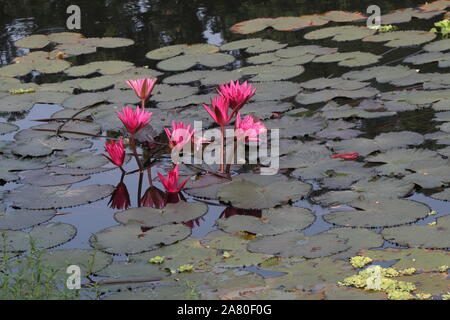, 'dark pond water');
1,0,450,299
